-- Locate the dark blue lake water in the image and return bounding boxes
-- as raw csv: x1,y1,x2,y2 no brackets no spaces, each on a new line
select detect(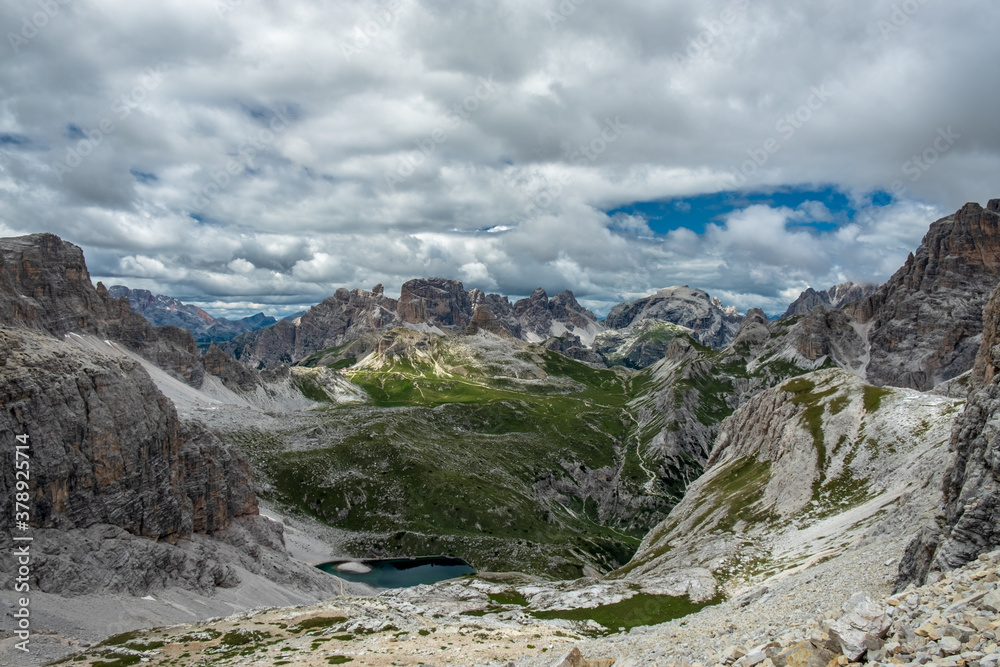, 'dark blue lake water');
316,556,476,588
